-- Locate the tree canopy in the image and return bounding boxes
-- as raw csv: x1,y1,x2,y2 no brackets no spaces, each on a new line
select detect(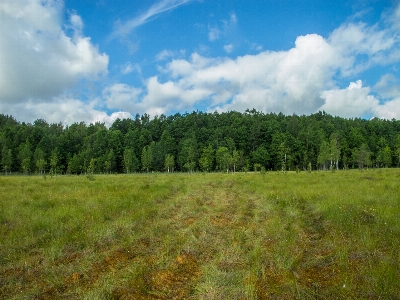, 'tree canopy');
0,111,399,174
